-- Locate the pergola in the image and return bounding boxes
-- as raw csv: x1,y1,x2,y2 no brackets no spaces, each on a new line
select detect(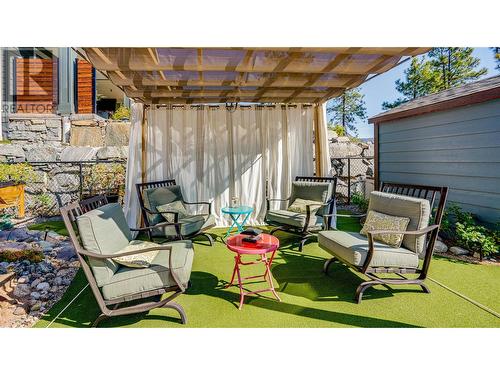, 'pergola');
82,47,429,105
80,47,429,227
